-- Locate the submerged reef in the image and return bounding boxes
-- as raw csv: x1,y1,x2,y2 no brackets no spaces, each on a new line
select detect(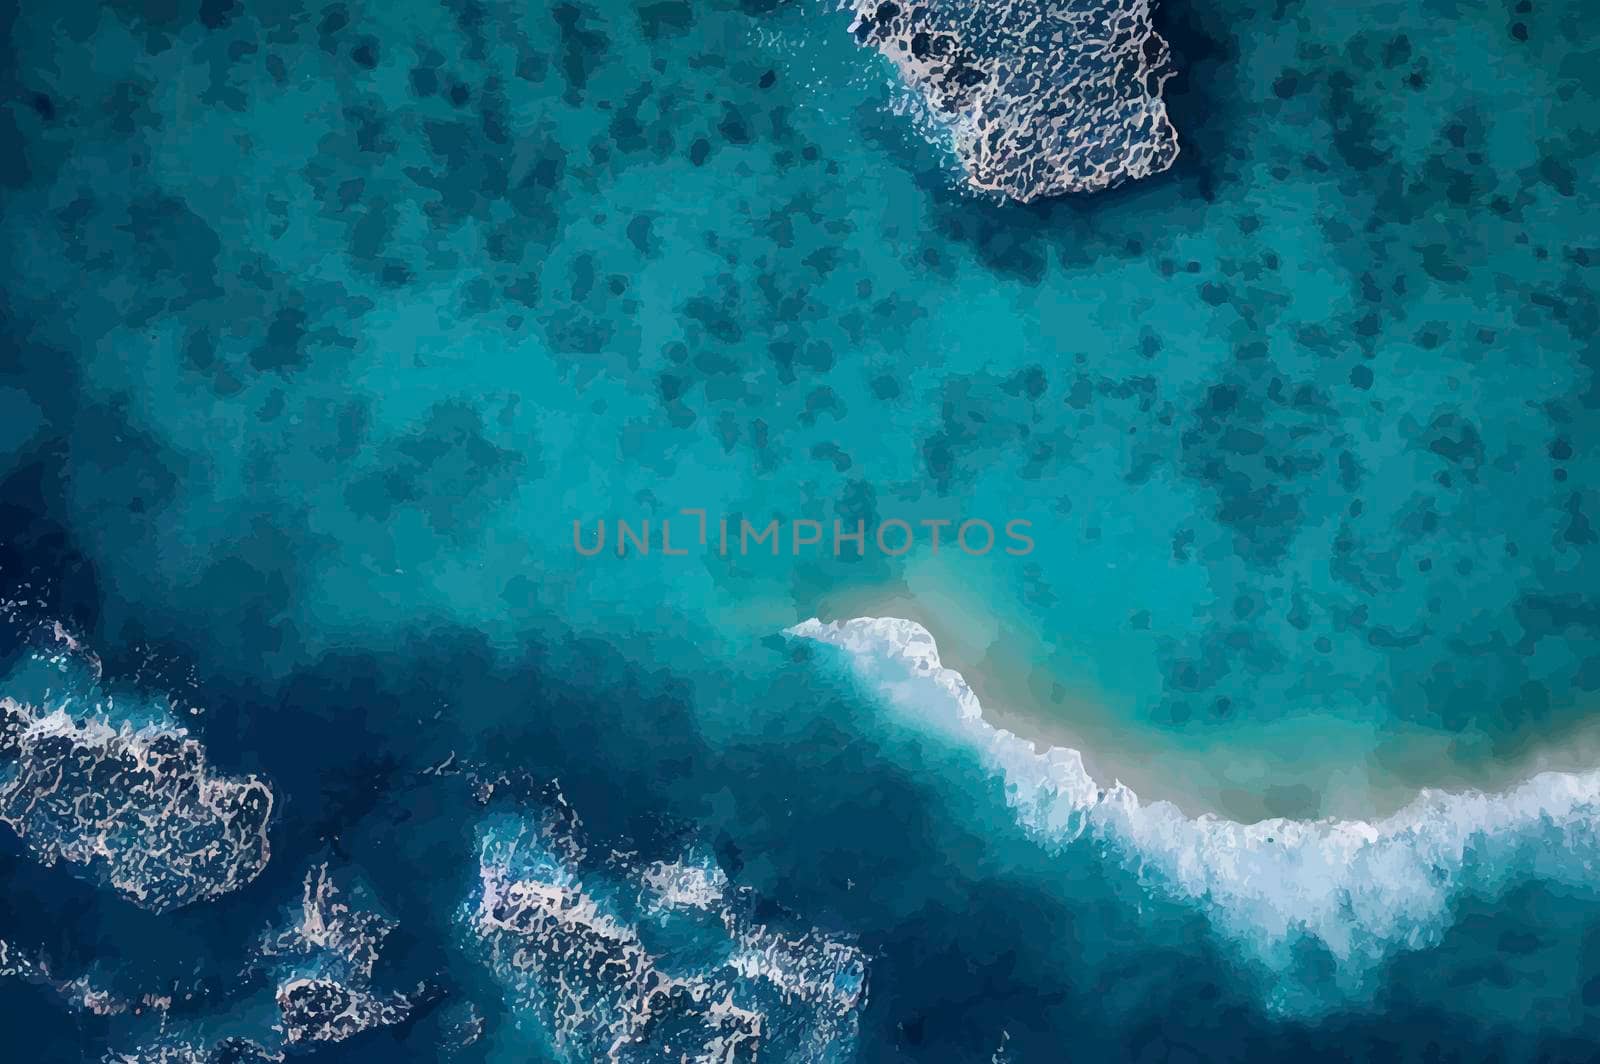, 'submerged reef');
470,787,867,1062
273,978,412,1047
104,1040,283,1064
0,696,274,913
0,939,150,1019
846,0,1180,200
258,864,426,1045
111,864,428,1061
